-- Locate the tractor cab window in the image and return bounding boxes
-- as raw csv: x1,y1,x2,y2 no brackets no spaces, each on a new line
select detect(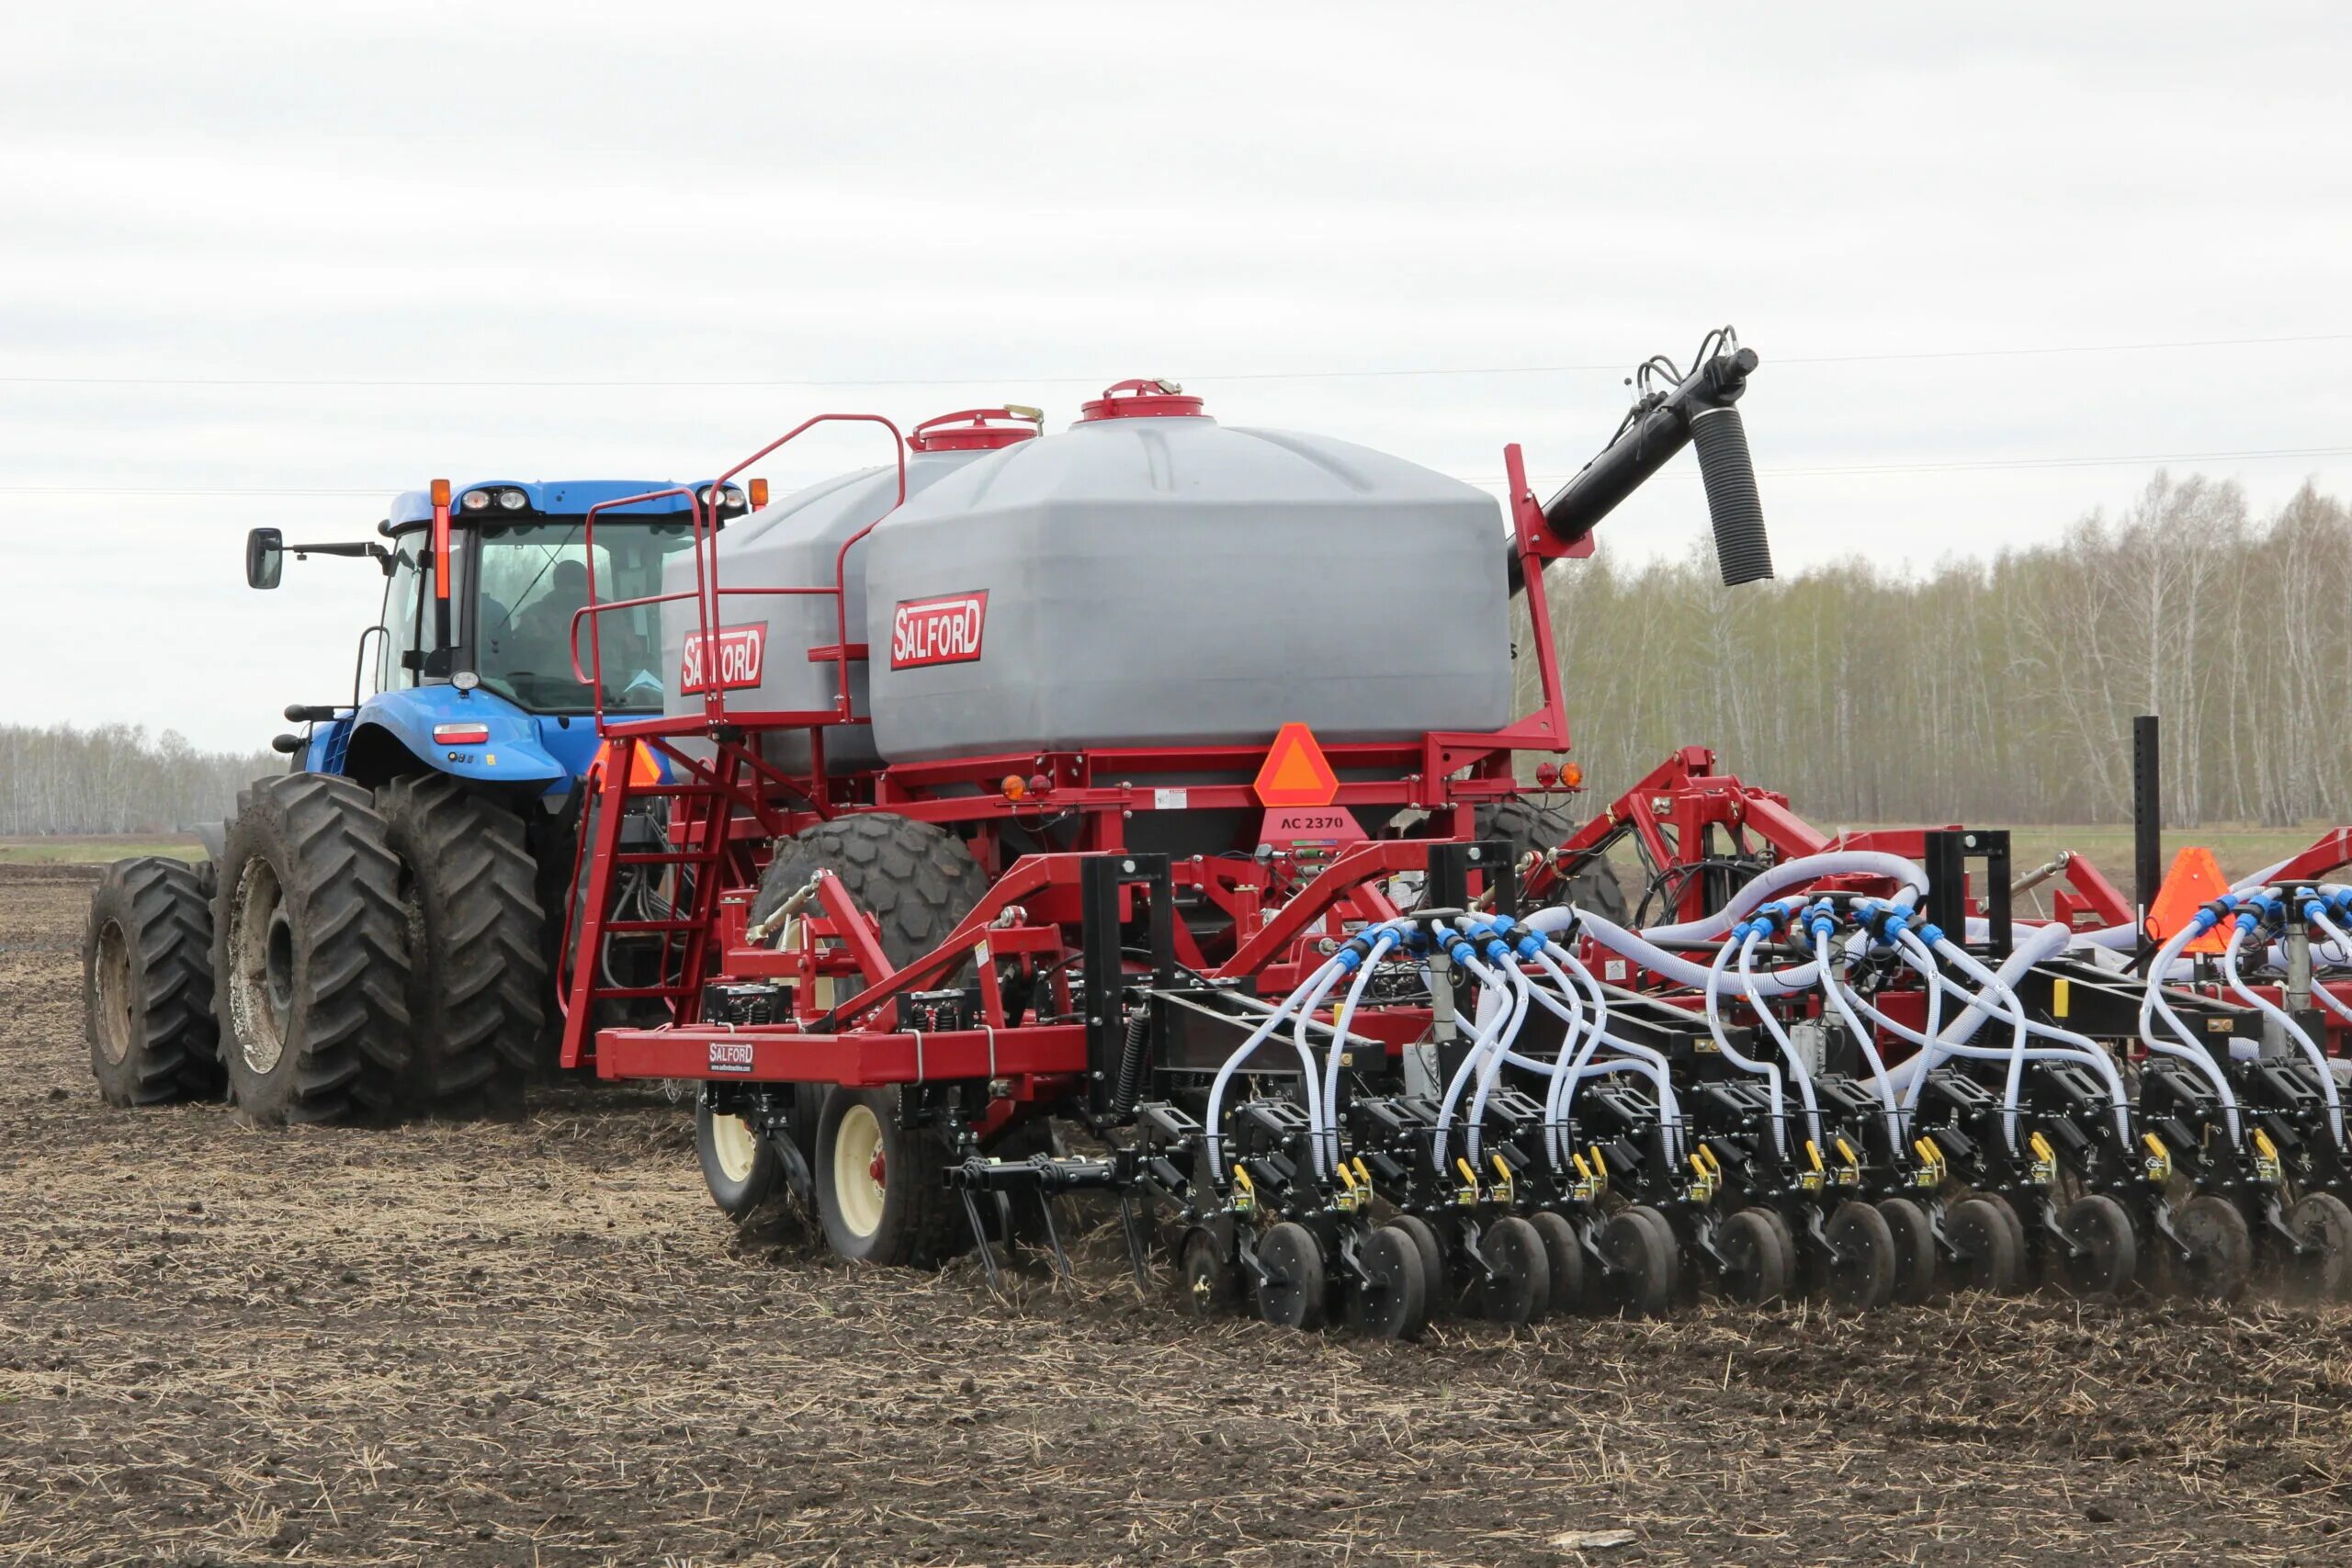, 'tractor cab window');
377,541,425,693
471,518,694,713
